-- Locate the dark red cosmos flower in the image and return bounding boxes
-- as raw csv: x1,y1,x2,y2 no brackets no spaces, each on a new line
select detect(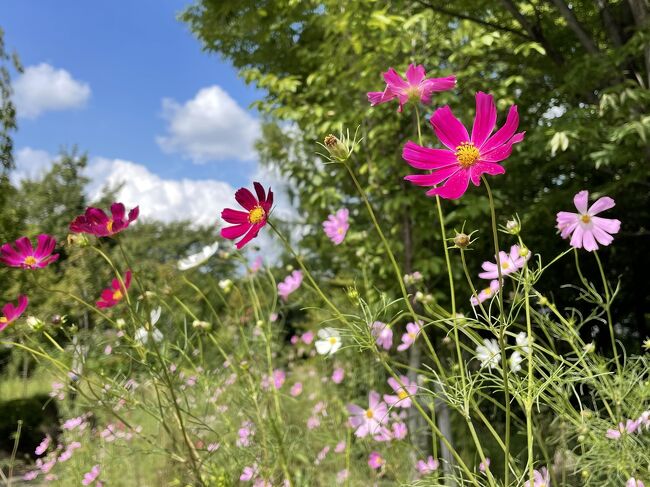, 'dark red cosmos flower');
70,203,139,237
220,182,273,249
